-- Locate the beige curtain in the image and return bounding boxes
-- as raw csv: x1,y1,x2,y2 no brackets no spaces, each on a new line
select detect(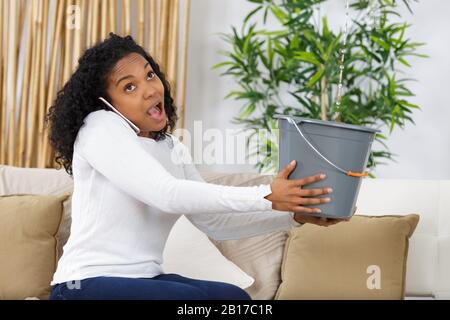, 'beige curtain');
0,0,190,168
